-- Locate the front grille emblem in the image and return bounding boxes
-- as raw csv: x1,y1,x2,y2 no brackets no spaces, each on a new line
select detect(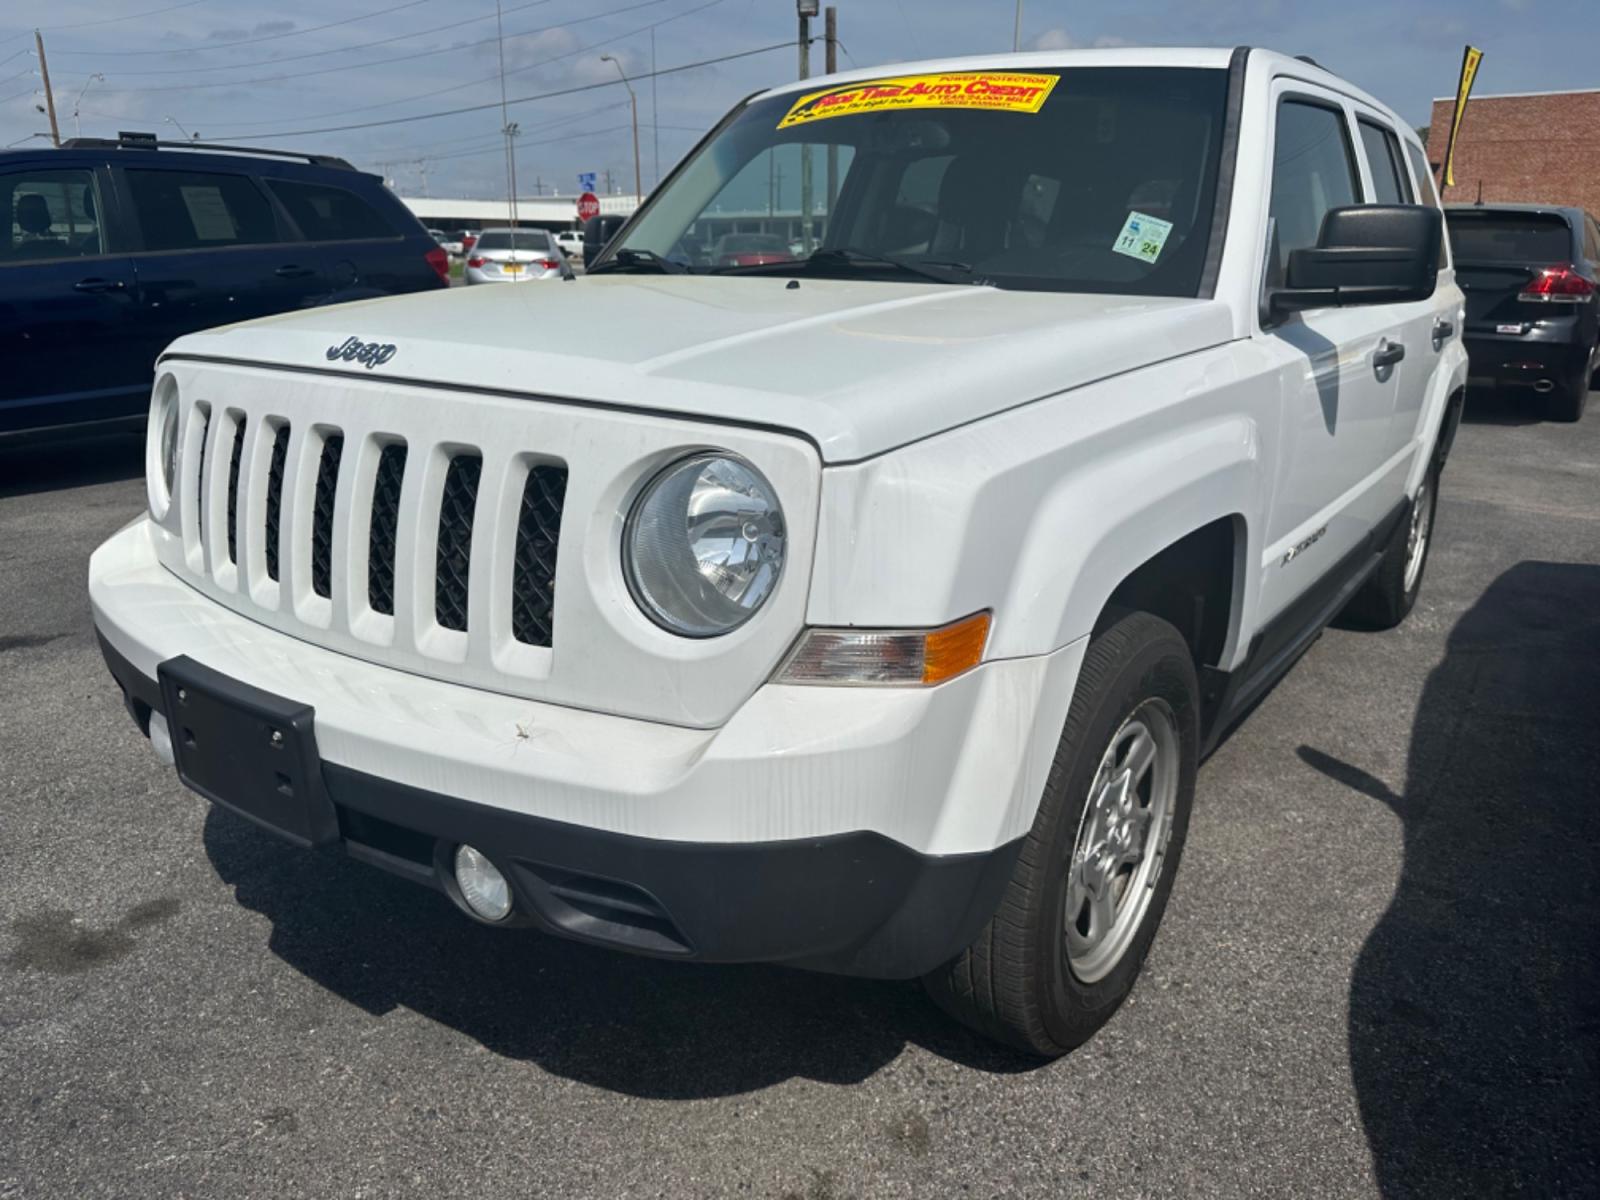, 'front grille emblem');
326,336,397,369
